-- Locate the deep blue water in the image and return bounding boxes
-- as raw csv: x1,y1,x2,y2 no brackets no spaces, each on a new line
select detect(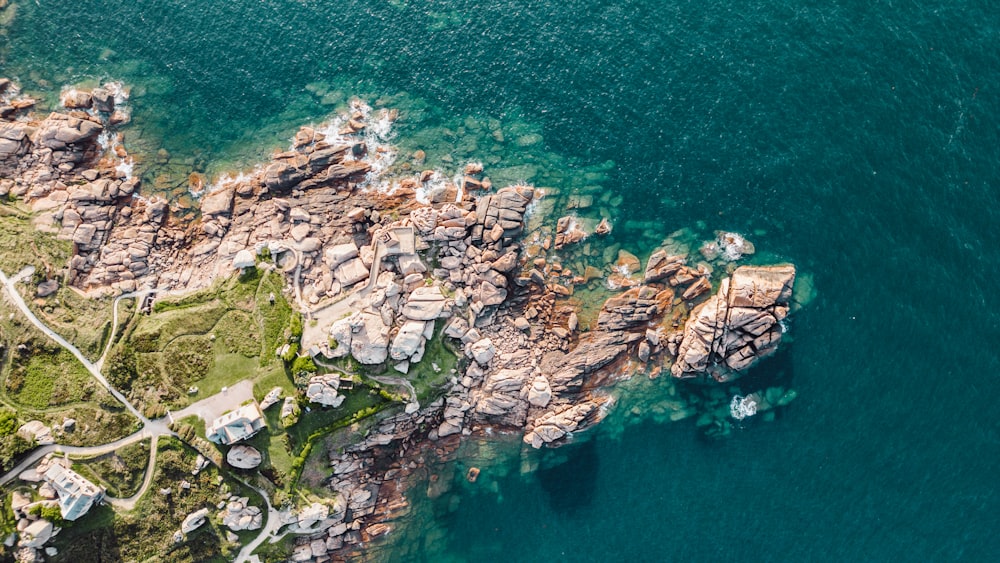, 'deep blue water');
3,0,999,560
